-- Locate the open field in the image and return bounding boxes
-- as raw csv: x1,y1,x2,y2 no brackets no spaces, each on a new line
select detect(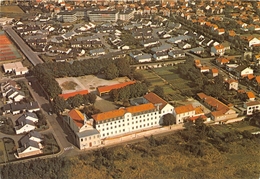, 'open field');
56,75,131,94
138,66,191,101
0,6,24,13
